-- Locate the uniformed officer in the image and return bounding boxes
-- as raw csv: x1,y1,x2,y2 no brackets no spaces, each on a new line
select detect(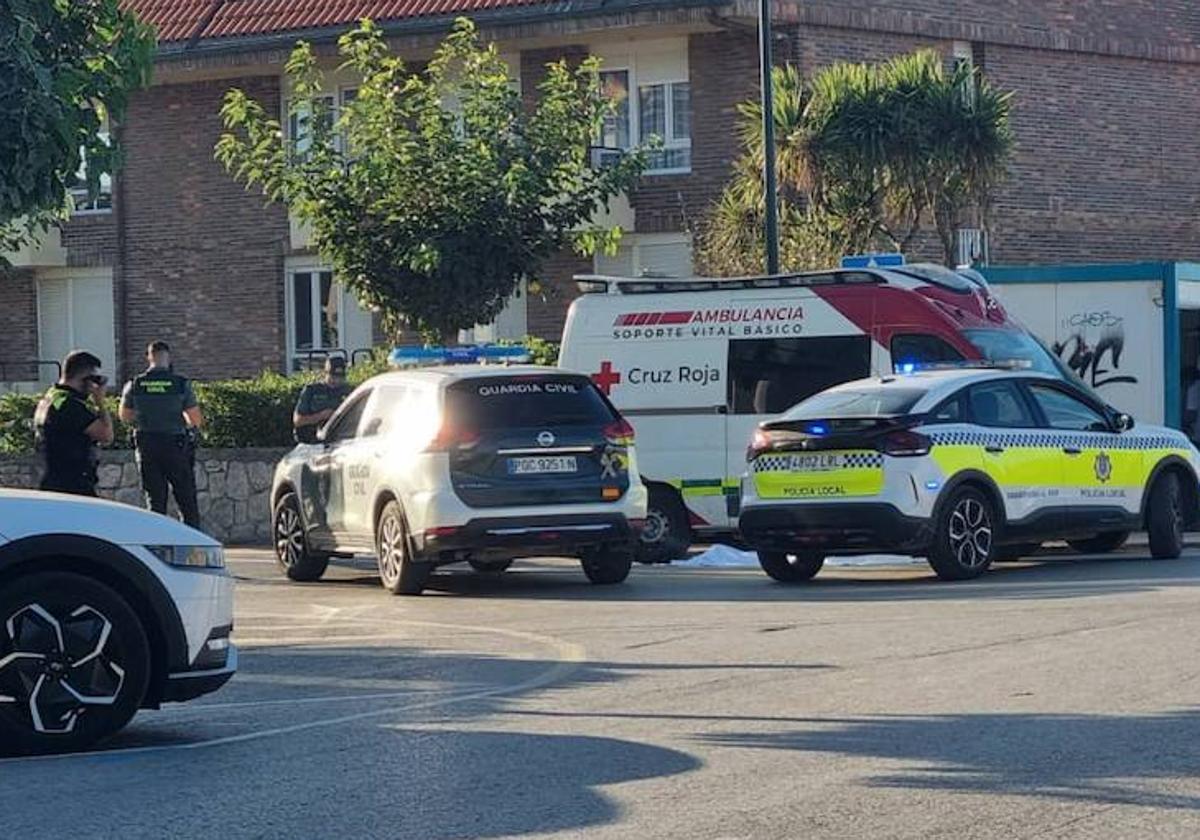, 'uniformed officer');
119,341,204,529
293,356,351,443
34,350,115,496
